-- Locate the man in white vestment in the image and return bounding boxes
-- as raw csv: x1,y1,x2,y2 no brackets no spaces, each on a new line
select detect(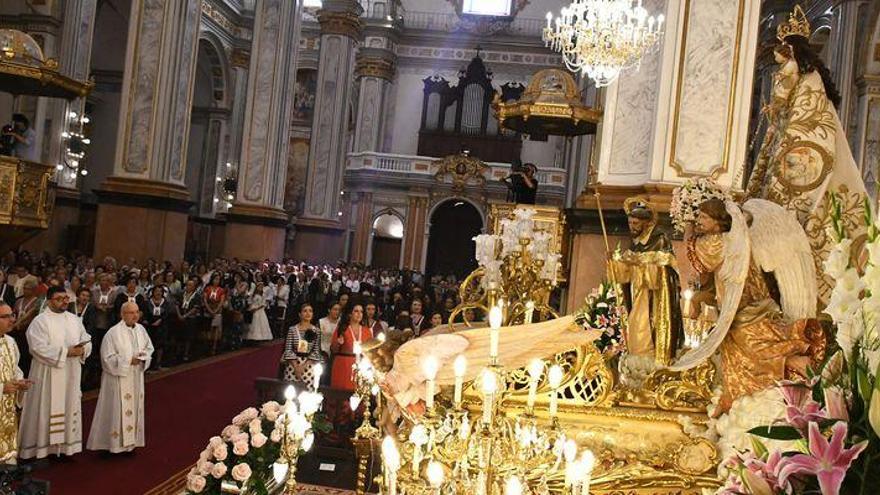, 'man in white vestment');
87,302,153,453
0,302,29,463
18,286,91,459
